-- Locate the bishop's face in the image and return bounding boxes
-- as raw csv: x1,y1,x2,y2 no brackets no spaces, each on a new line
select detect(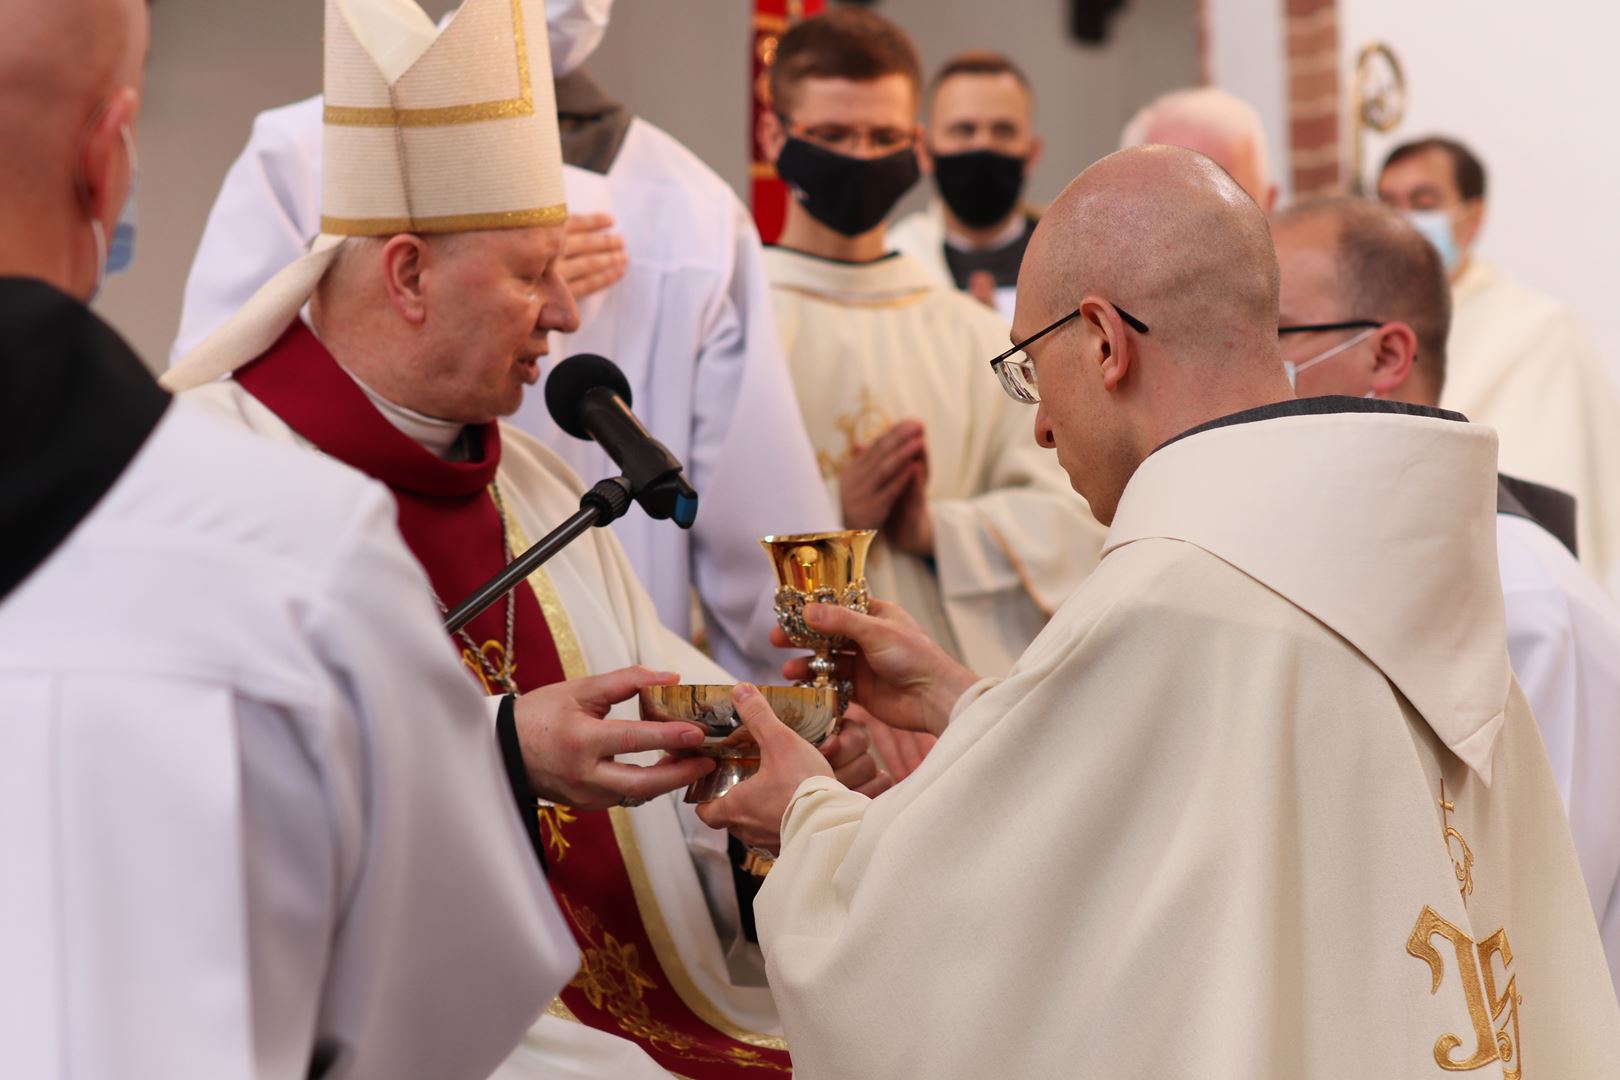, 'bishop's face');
412,224,580,423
